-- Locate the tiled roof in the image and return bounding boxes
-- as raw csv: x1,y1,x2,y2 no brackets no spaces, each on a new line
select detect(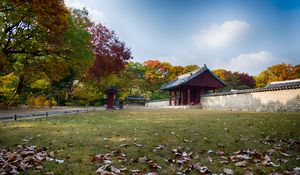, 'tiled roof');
126,96,145,100
264,79,300,88
161,65,225,90
104,86,118,93
202,79,300,97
